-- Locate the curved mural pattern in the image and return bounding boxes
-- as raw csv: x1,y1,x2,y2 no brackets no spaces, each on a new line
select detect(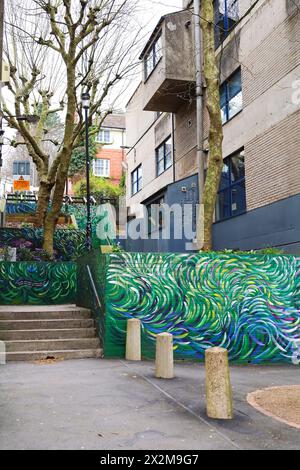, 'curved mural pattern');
105,253,300,364
0,261,77,305
0,228,86,260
